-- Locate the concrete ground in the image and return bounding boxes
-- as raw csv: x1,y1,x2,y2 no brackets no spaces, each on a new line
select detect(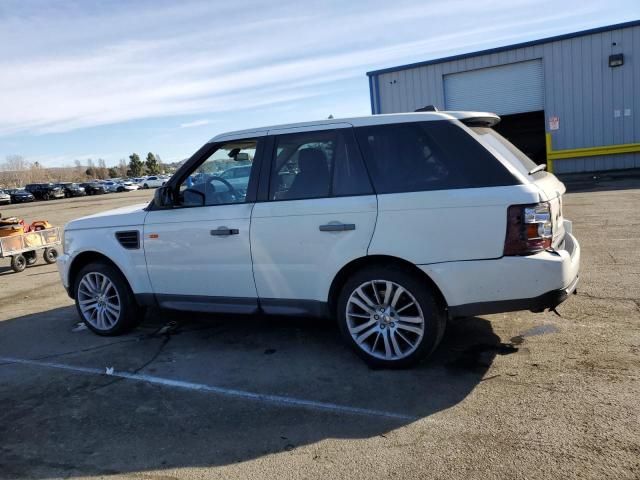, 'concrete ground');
0,183,638,479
